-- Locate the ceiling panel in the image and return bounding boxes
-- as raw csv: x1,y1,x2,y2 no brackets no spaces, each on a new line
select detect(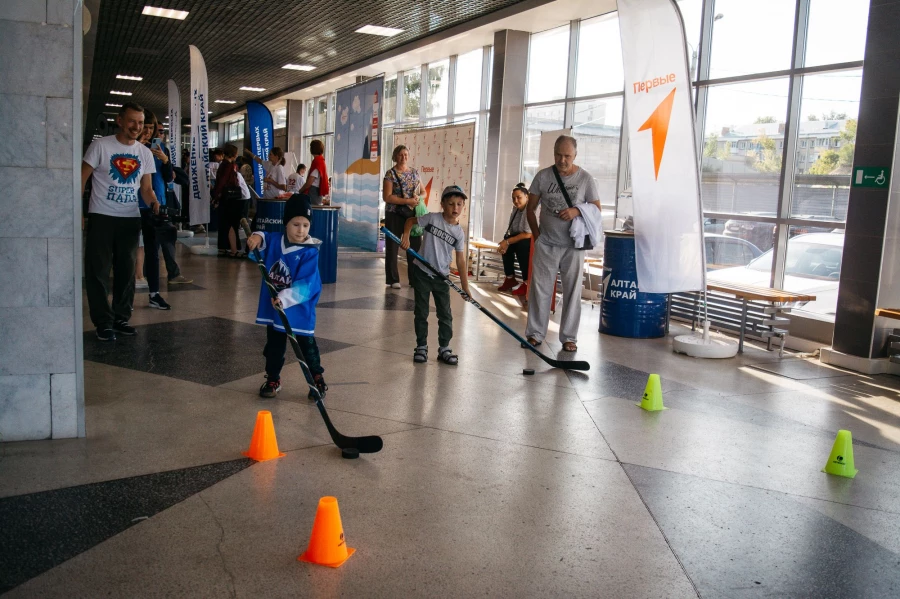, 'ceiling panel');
86,0,533,138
